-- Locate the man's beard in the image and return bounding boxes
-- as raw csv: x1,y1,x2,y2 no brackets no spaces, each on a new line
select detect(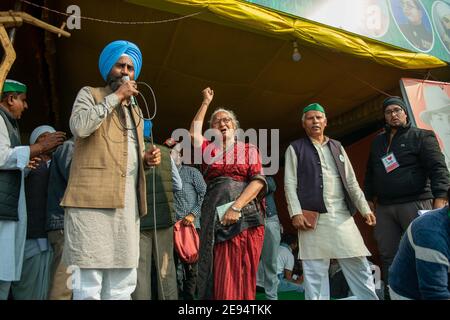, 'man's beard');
389,120,408,129
107,74,123,91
